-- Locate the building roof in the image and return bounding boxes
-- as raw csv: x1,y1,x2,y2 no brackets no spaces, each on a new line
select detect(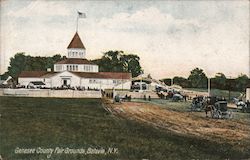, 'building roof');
73,72,132,79
55,58,94,65
67,32,85,49
19,71,49,78
19,71,131,80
